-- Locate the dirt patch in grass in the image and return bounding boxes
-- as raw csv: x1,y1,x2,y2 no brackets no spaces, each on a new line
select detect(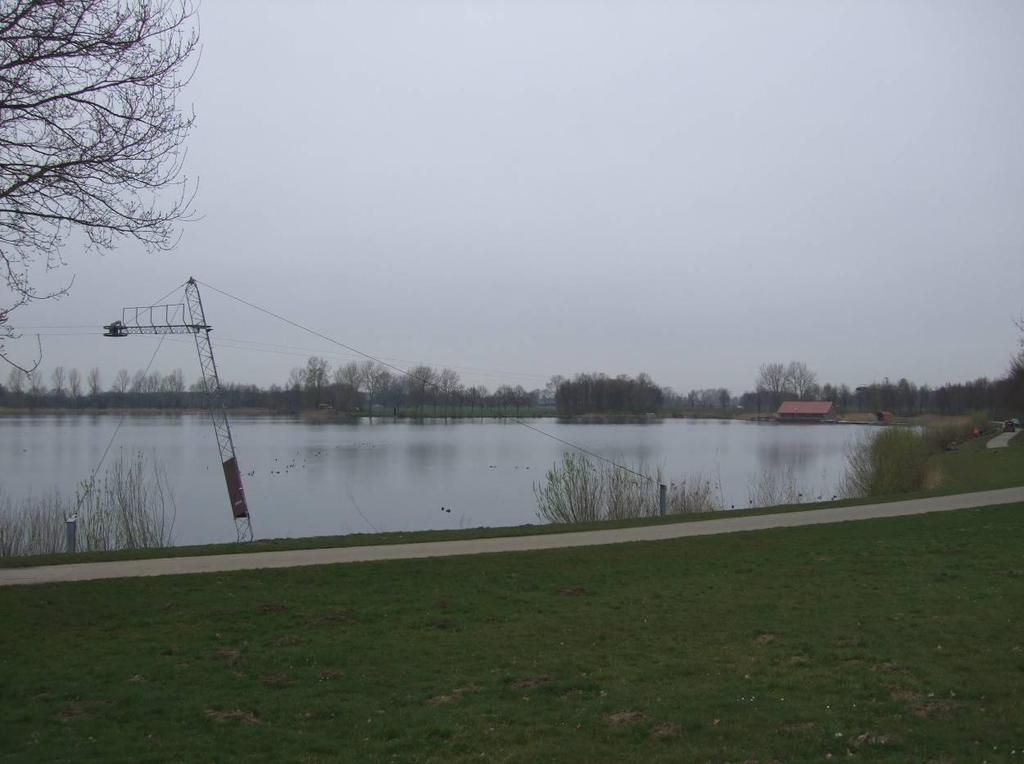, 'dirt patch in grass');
605,710,644,726
890,690,961,720
260,674,293,688
425,617,458,630
426,686,478,705
318,670,343,681
425,694,457,706
511,676,550,690
911,700,960,720
853,731,896,747
272,634,304,647
307,609,355,626
754,632,776,644
214,648,242,664
57,700,105,721
558,585,586,596
126,674,145,684
650,722,681,739
204,708,260,725
890,689,920,702
259,602,289,614
834,636,865,648
779,721,818,735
